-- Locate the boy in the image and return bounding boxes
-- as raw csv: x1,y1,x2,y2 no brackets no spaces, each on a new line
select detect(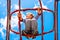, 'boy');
18,8,41,39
